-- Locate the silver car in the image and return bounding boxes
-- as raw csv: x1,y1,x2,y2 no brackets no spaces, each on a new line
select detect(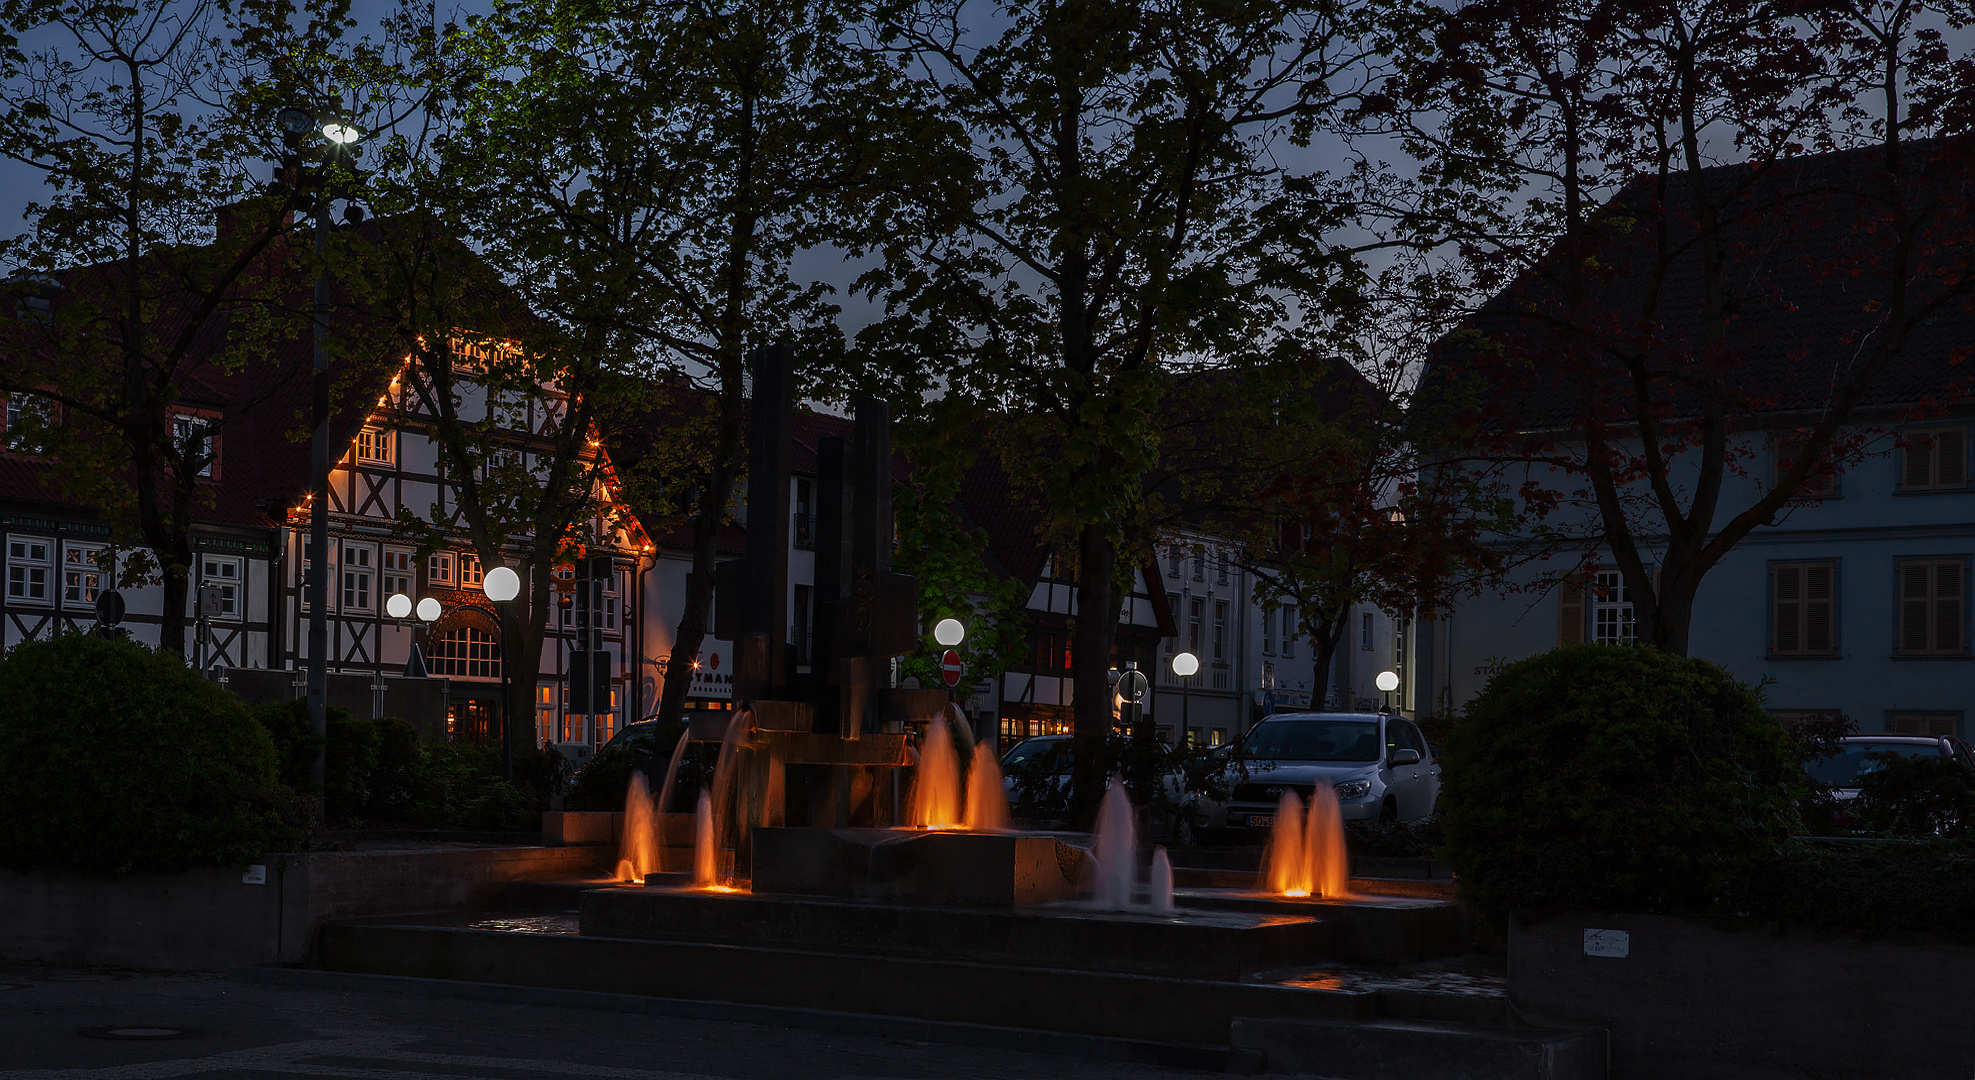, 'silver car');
1221,712,1440,833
